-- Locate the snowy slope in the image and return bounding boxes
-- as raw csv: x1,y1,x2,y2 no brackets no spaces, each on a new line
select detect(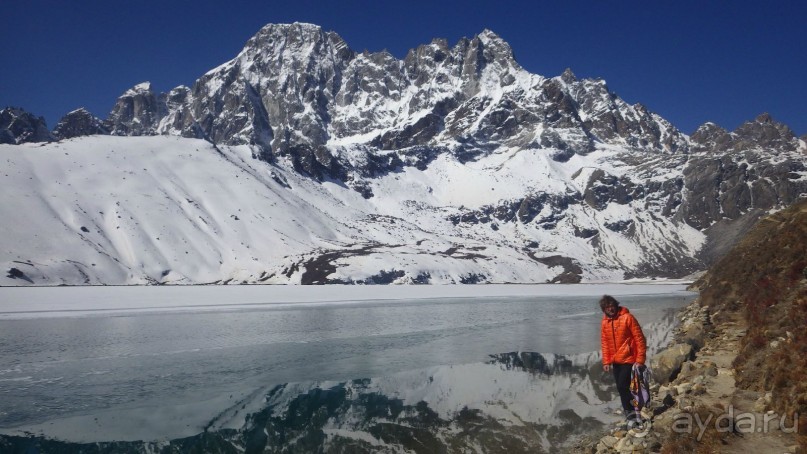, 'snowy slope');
1,135,706,285
2,136,365,285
